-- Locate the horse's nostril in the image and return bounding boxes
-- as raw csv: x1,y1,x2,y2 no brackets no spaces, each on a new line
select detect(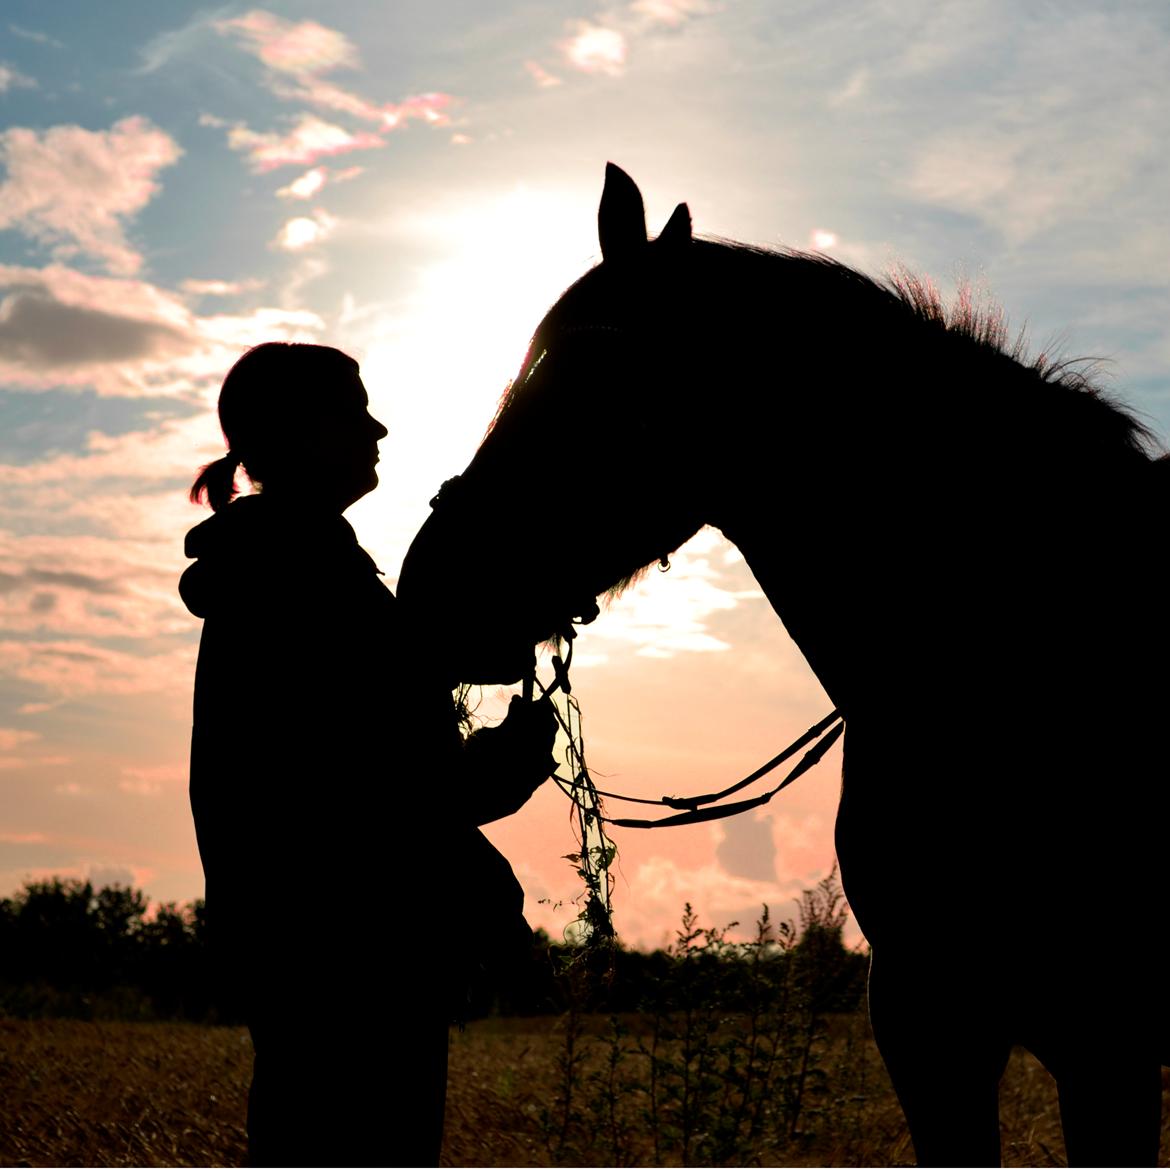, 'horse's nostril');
574,601,601,625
